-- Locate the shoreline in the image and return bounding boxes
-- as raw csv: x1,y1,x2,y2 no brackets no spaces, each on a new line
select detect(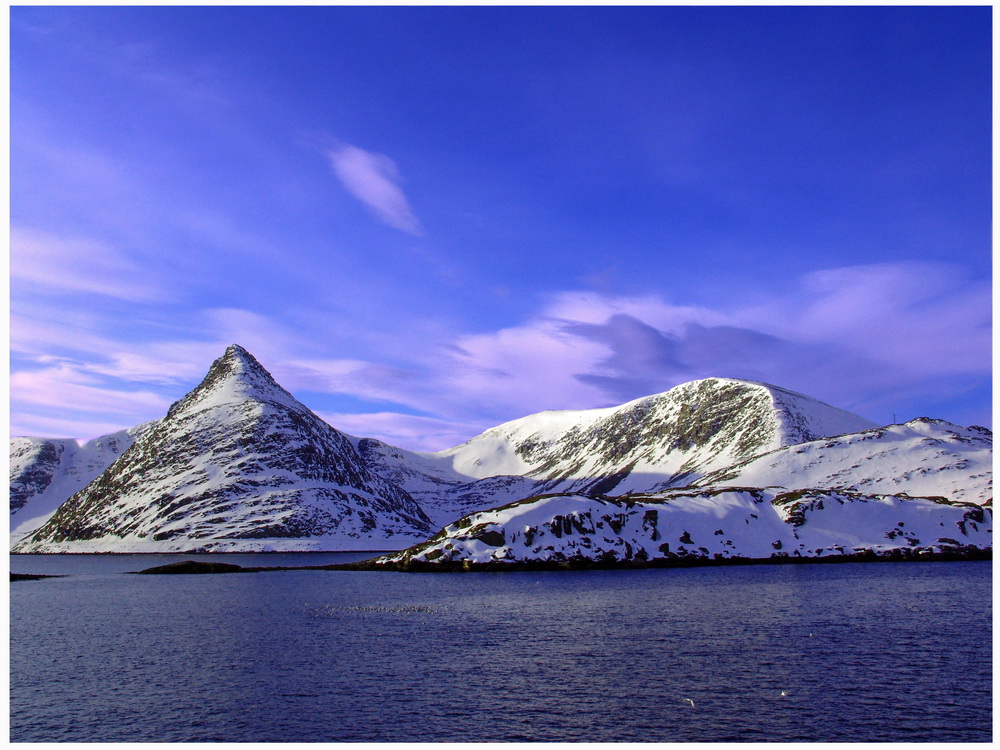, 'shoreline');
64,545,996,577
339,545,992,573
12,546,990,580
